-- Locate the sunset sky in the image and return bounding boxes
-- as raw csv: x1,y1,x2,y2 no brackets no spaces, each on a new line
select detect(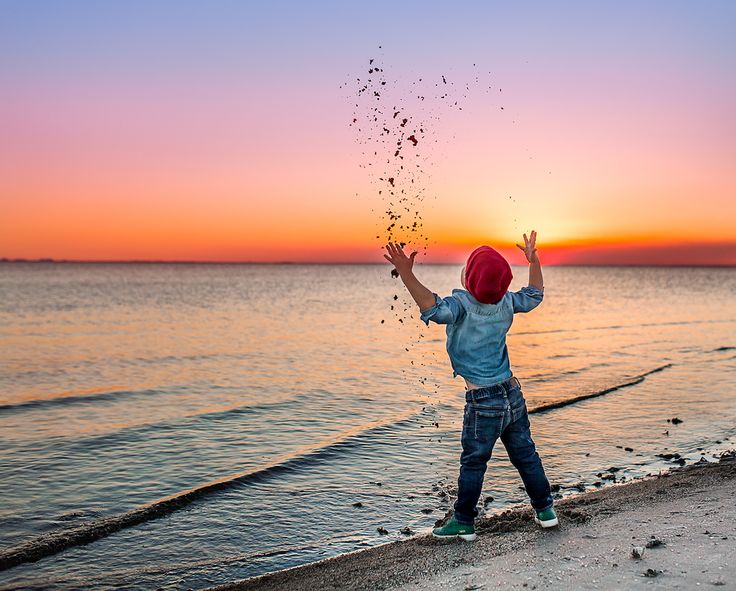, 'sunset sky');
1,1,734,265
